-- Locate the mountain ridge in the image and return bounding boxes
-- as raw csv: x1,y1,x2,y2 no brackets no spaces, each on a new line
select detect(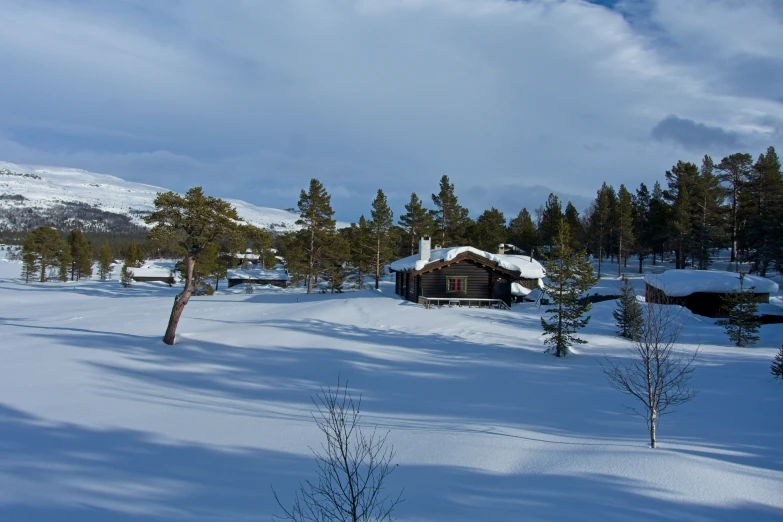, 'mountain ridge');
0,161,305,234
